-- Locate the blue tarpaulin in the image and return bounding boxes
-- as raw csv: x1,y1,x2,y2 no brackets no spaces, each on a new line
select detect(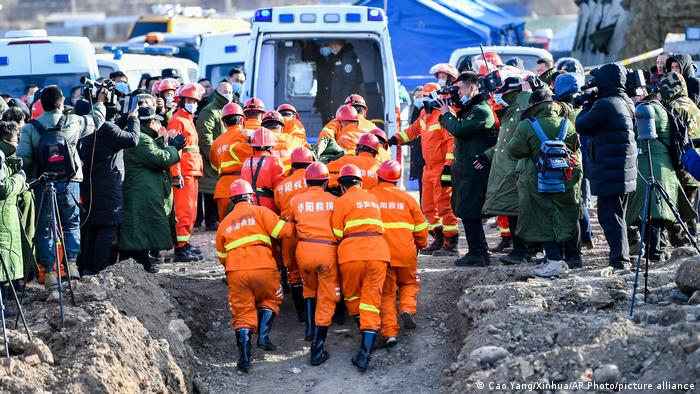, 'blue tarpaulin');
356,0,524,89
